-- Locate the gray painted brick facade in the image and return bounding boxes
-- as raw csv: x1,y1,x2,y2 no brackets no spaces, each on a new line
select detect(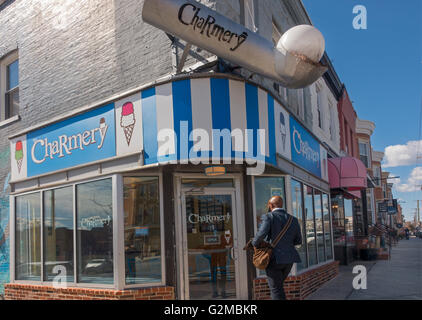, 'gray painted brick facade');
0,0,328,293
